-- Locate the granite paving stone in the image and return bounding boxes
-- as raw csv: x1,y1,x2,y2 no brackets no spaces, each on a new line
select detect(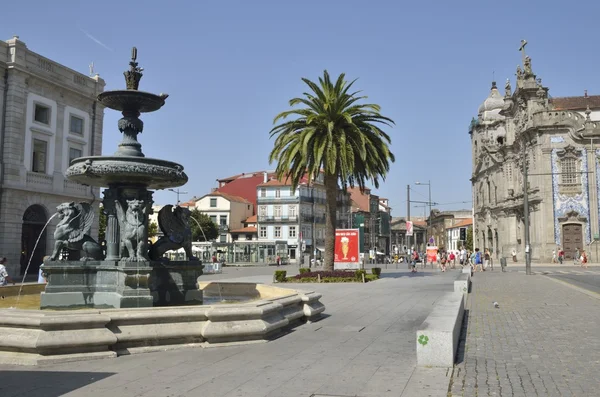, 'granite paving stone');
449,271,600,396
